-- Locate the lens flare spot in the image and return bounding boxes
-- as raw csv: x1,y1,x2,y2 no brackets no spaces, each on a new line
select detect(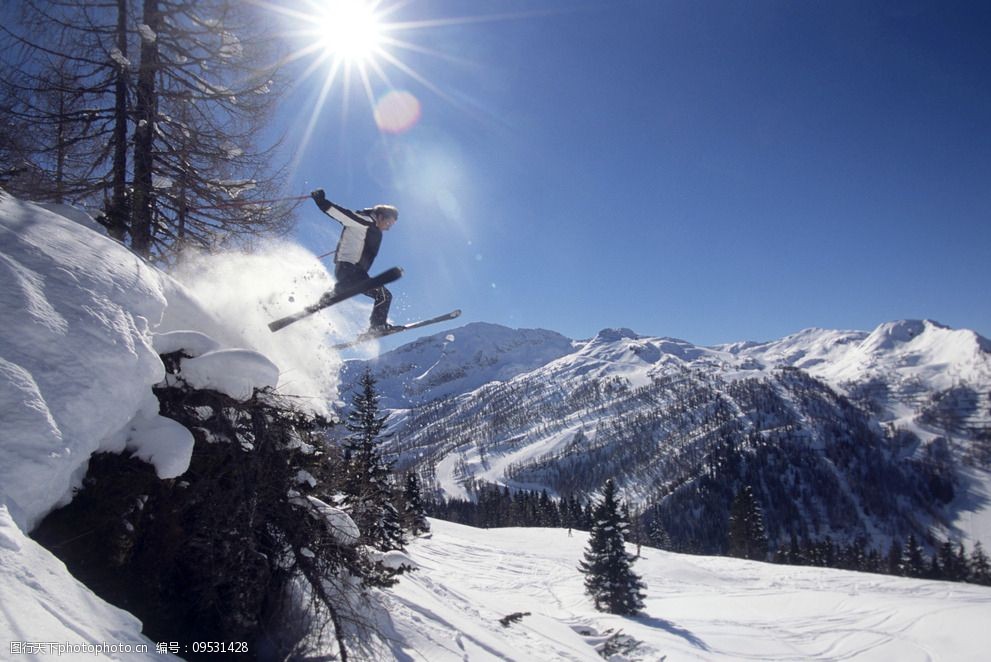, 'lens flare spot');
374,90,422,134
436,188,462,221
